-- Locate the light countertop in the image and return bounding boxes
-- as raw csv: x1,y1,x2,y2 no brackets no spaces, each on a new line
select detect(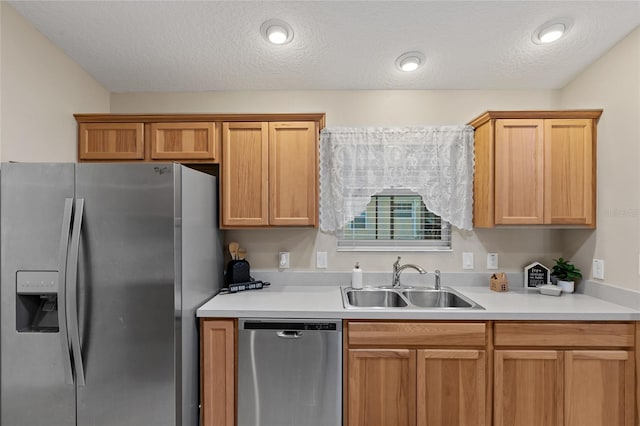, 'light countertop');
197,284,640,321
